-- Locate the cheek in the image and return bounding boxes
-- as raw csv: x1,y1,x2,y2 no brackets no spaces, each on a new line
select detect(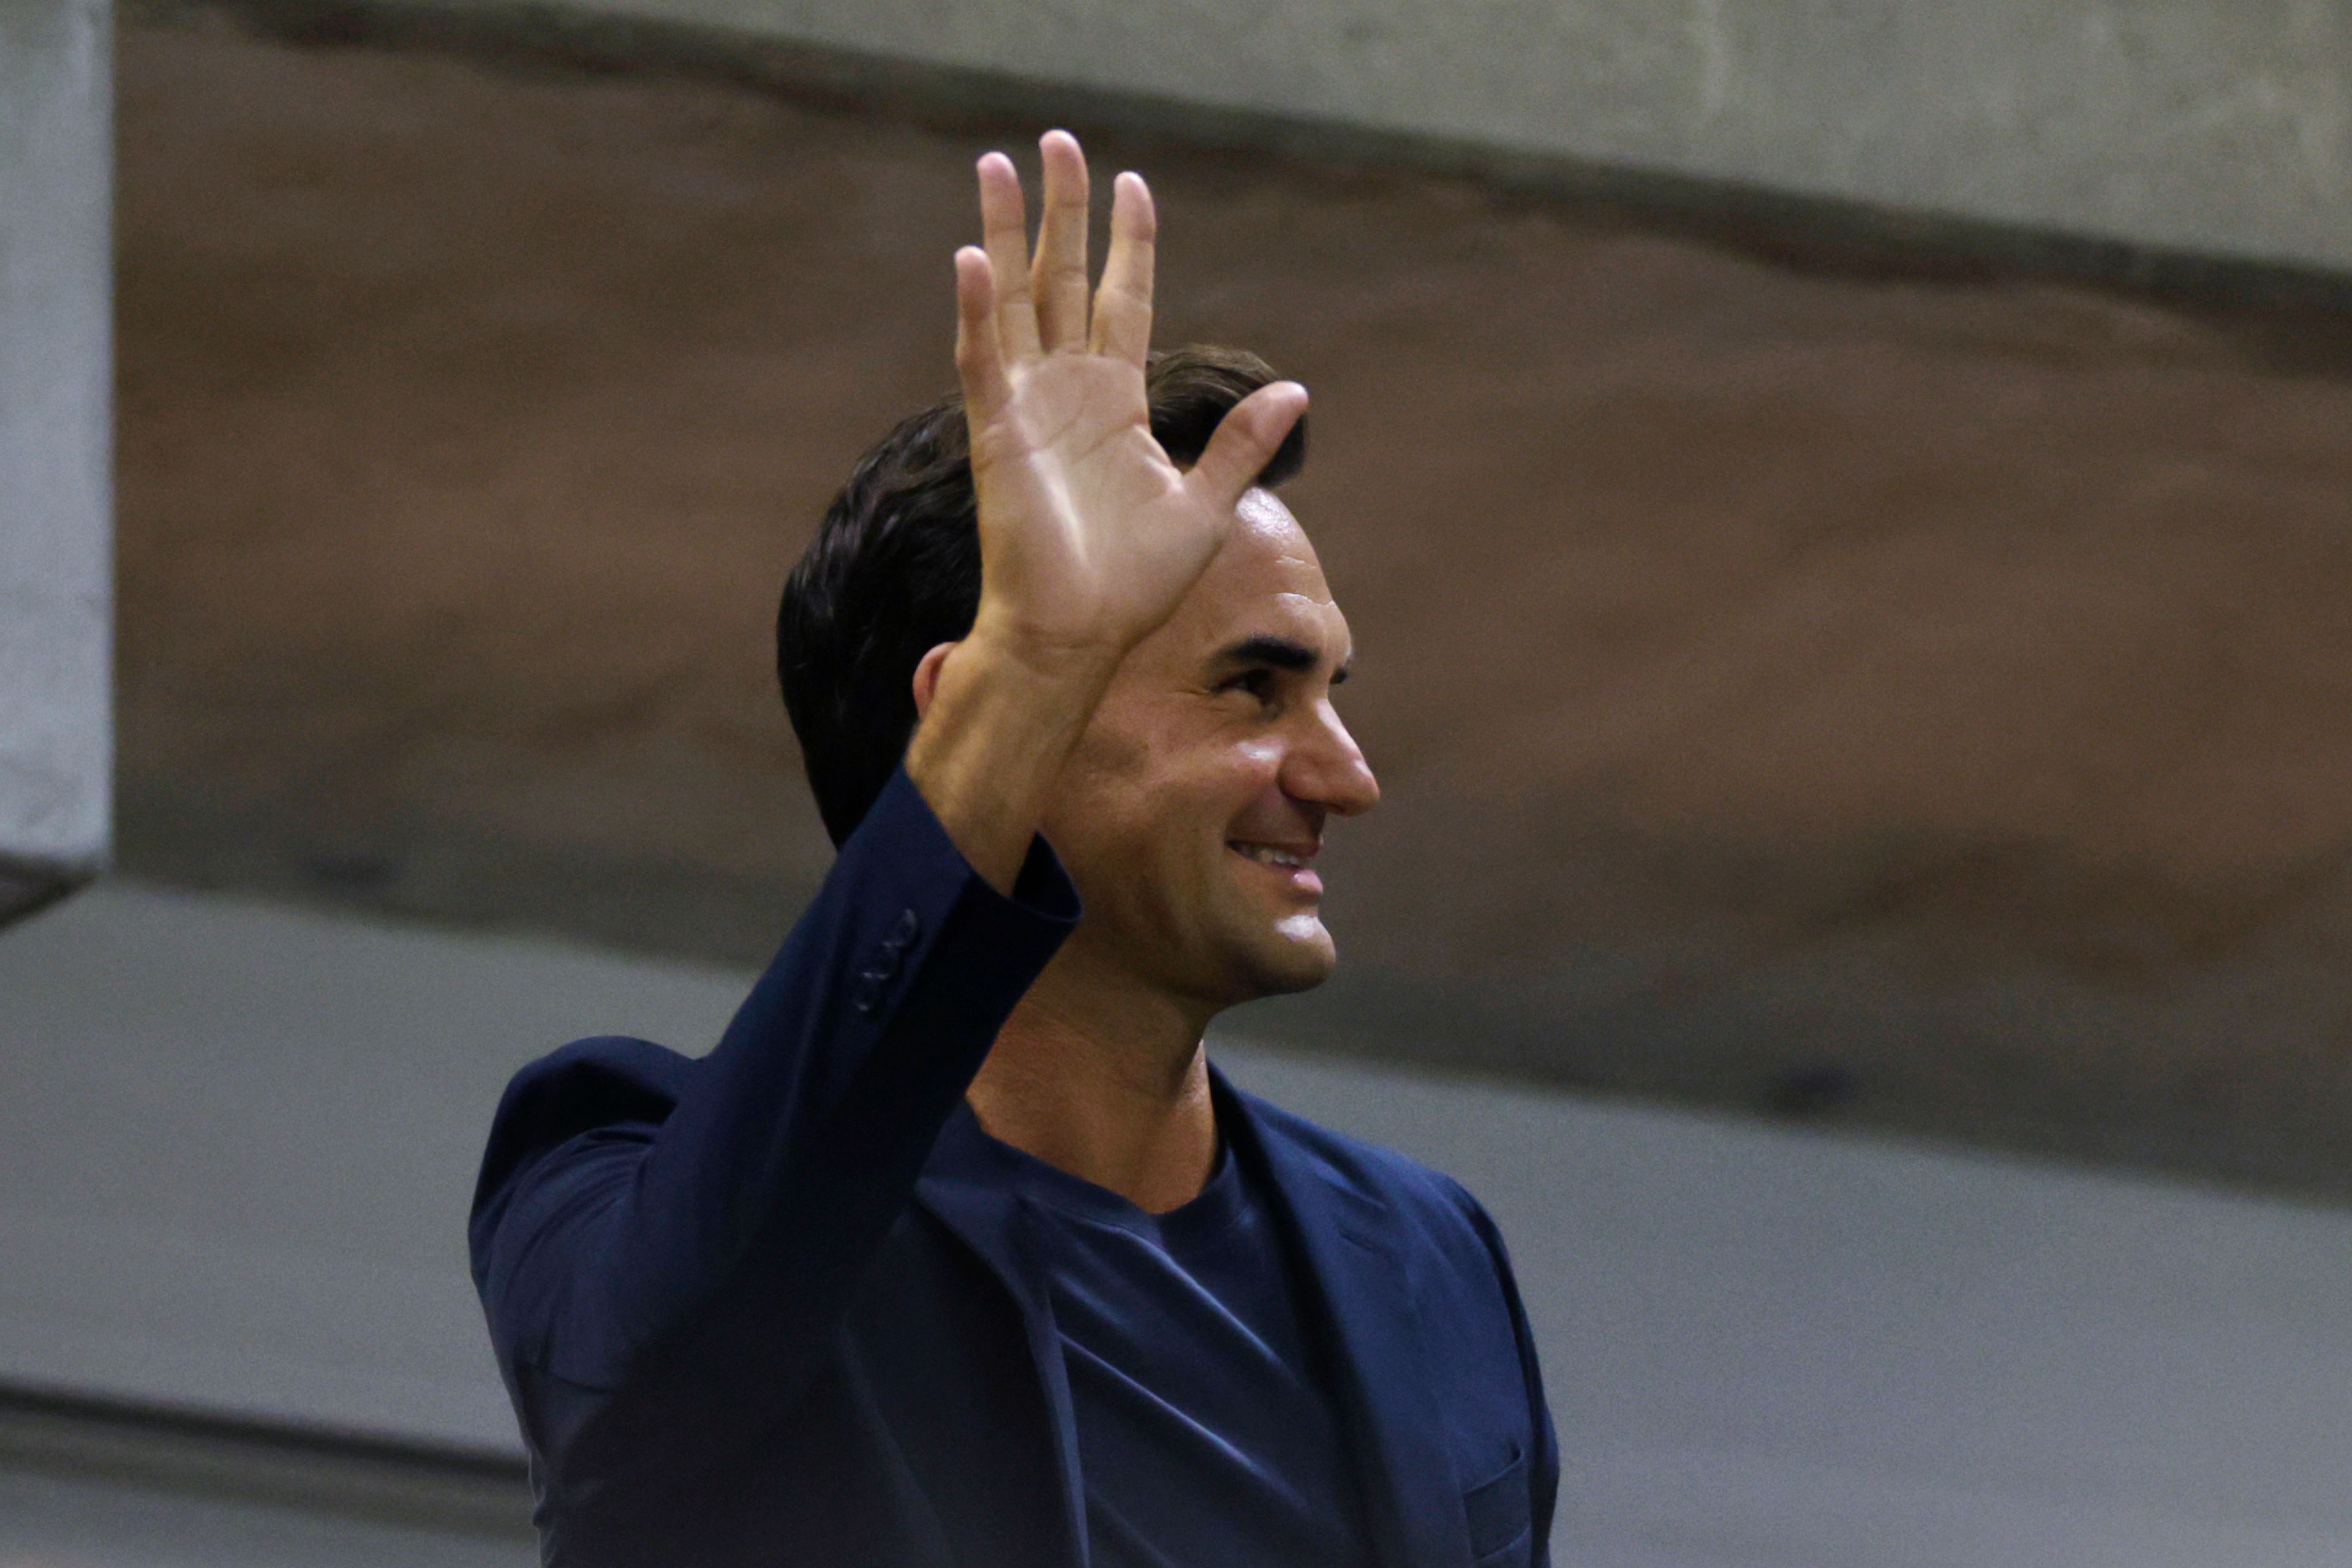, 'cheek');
1235,737,1283,773
1202,739,1284,821
1051,720,1283,857
1047,728,1191,859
